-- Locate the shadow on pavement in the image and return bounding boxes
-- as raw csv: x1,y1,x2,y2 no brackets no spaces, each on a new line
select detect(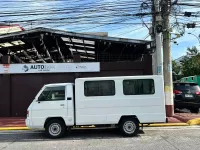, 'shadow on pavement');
0,128,144,143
